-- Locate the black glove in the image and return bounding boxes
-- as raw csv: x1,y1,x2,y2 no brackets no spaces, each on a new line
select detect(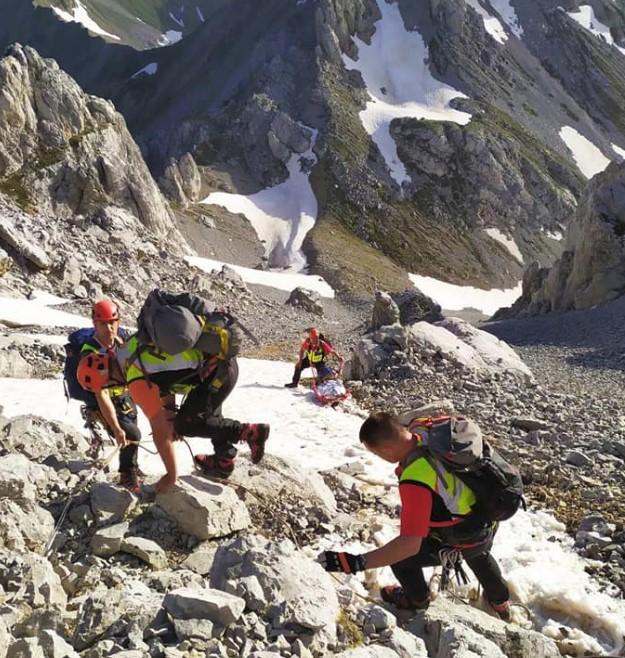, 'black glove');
319,551,366,574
